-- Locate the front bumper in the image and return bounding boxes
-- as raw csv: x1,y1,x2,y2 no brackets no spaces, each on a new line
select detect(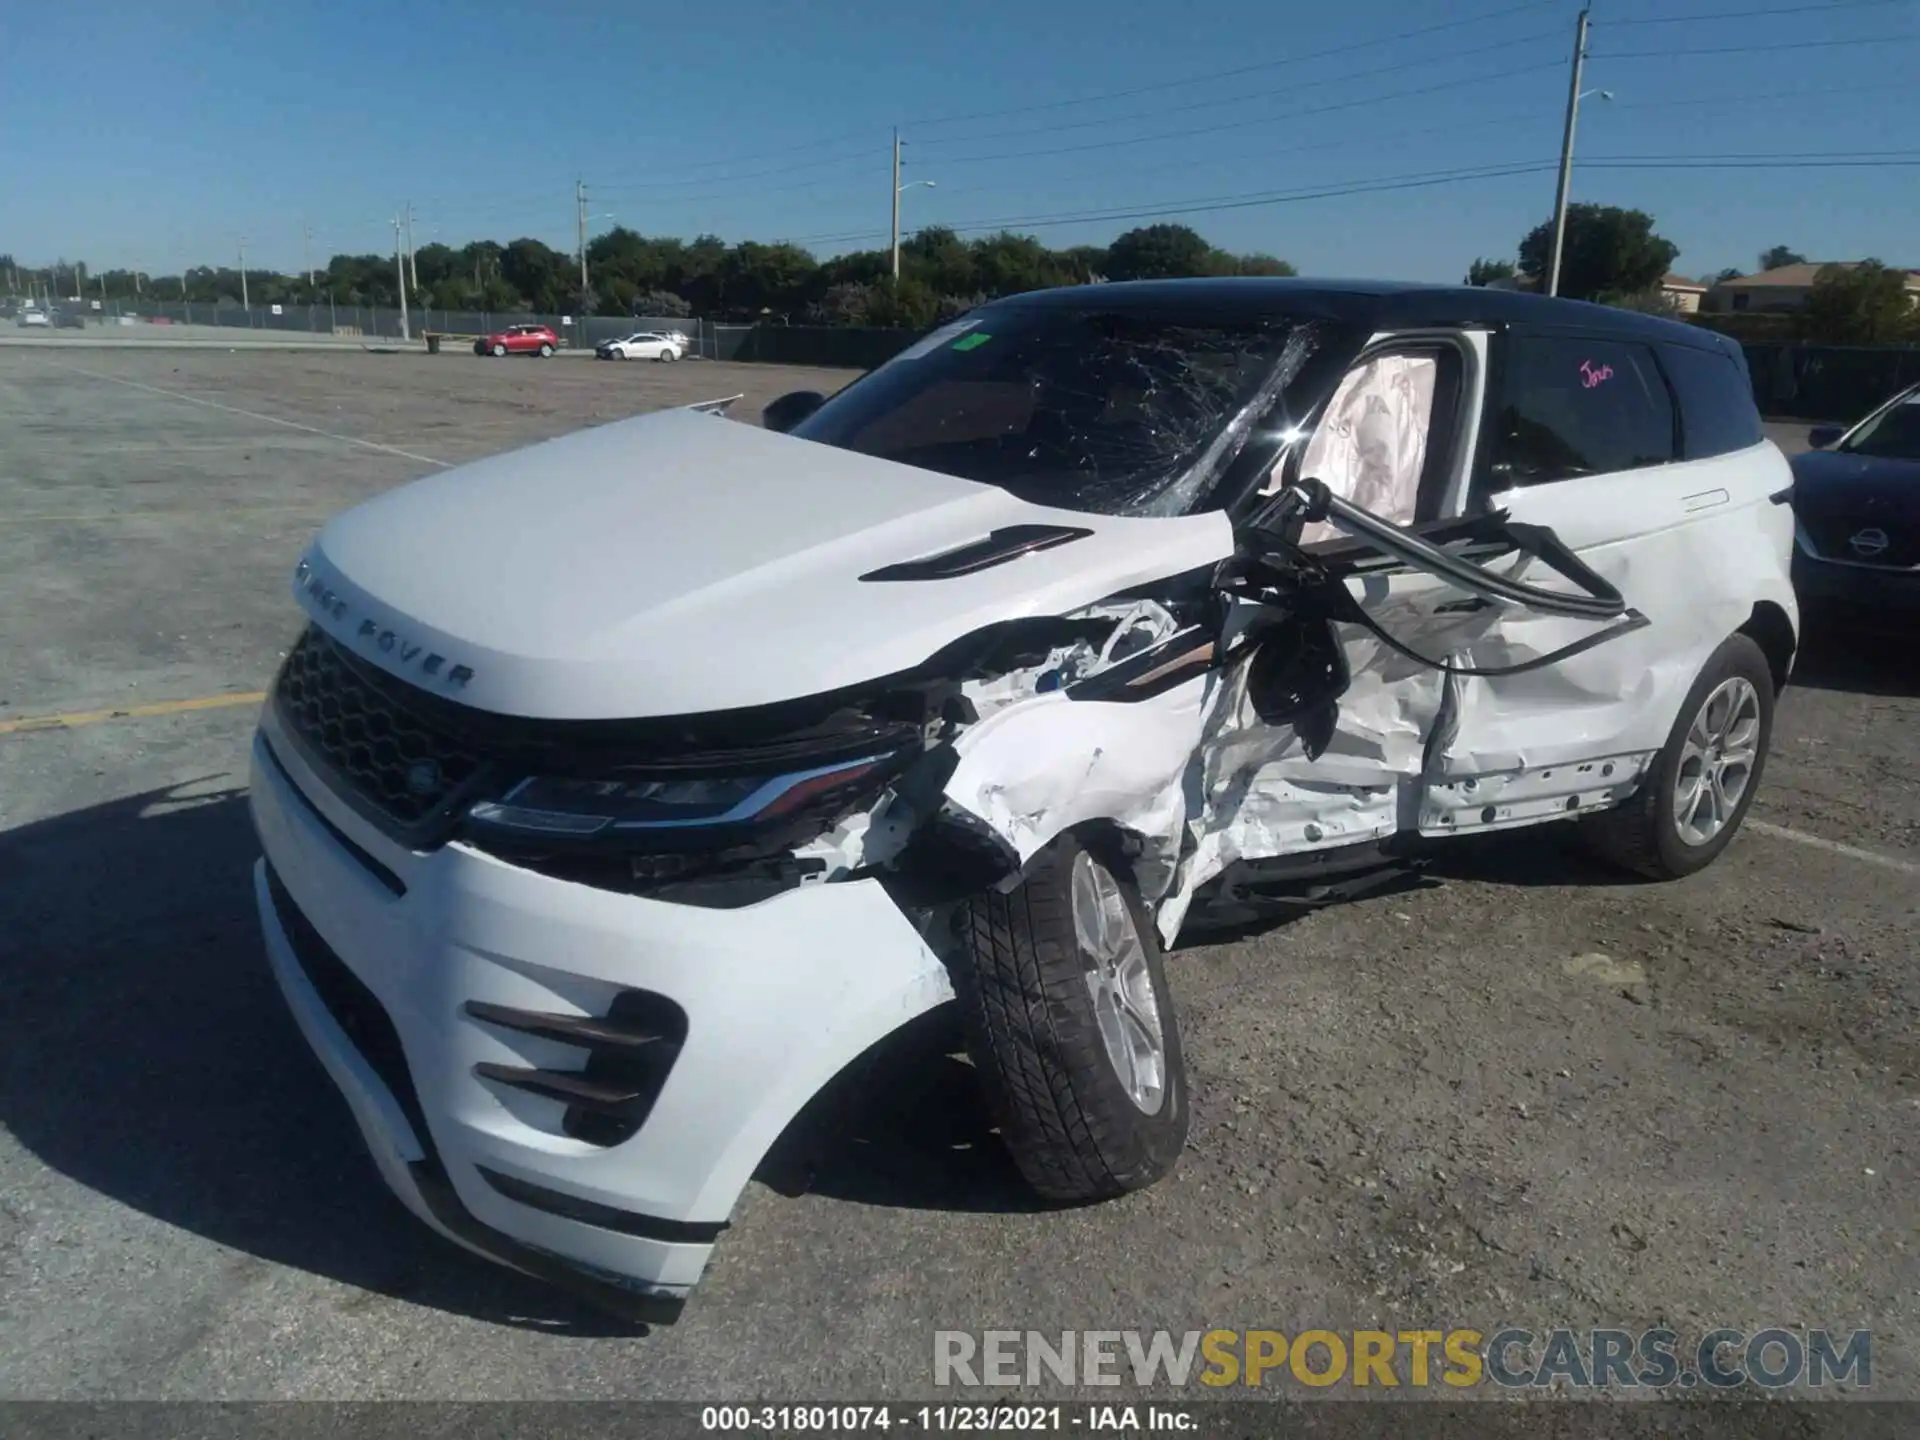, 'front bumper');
248,712,955,1316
